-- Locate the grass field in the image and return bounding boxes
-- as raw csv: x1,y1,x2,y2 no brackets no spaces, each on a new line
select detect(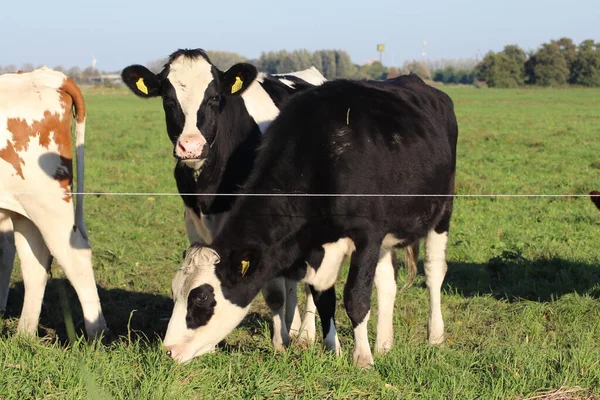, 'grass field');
1,85,600,399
